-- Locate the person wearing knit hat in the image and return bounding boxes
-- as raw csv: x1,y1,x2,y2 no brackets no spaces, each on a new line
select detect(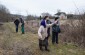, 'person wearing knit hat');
38,16,57,51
